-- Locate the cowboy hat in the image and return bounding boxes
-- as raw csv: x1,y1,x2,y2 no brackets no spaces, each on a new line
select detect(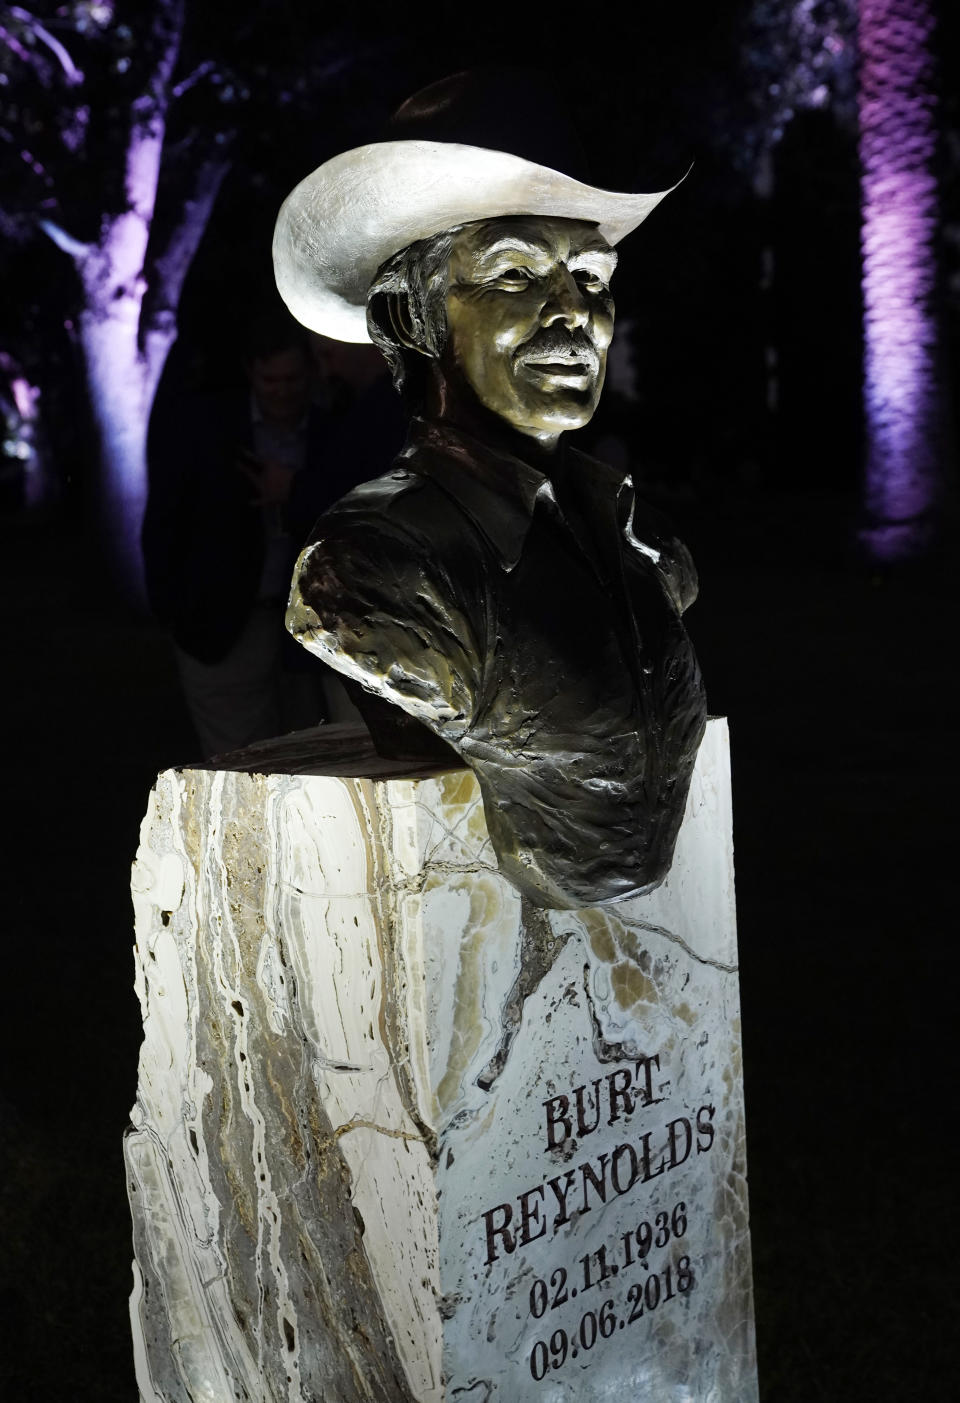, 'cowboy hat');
273,69,676,344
